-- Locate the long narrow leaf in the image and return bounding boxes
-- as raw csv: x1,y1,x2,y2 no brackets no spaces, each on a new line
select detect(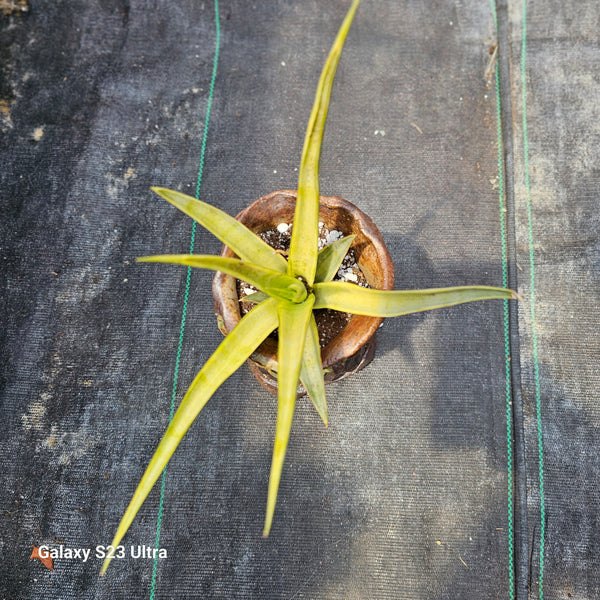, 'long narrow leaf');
313,282,517,316
314,234,356,283
263,295,315,536
101,299,279,574
288,0,361,285
299,314,328,426
152,187,288,273
138,254,307,303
